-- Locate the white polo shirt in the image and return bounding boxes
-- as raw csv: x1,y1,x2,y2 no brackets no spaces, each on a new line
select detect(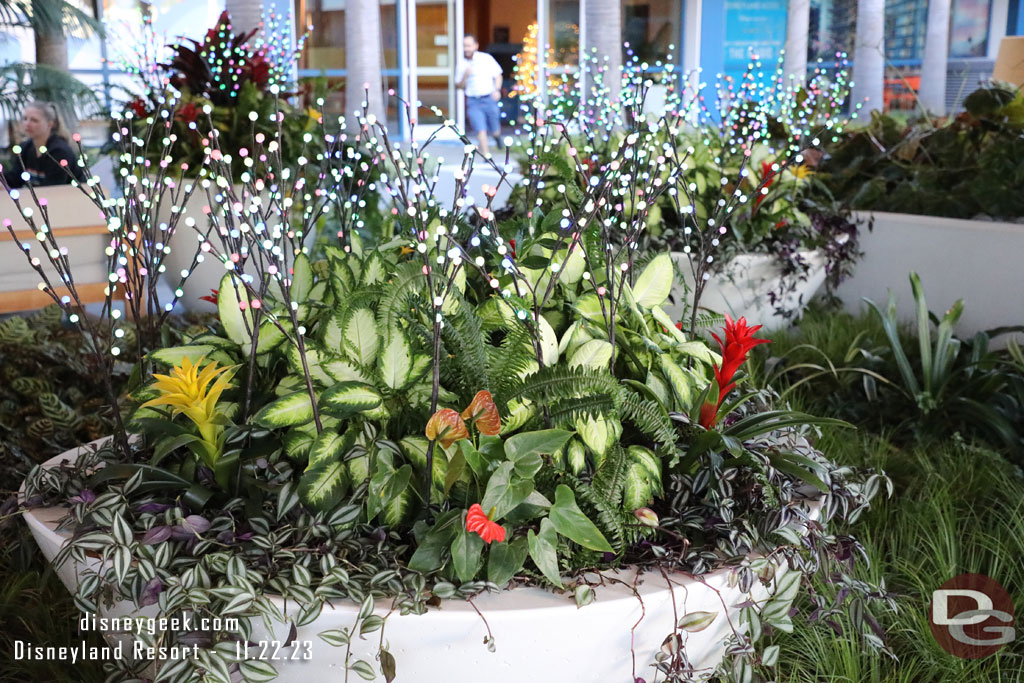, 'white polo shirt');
457,51,502,97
